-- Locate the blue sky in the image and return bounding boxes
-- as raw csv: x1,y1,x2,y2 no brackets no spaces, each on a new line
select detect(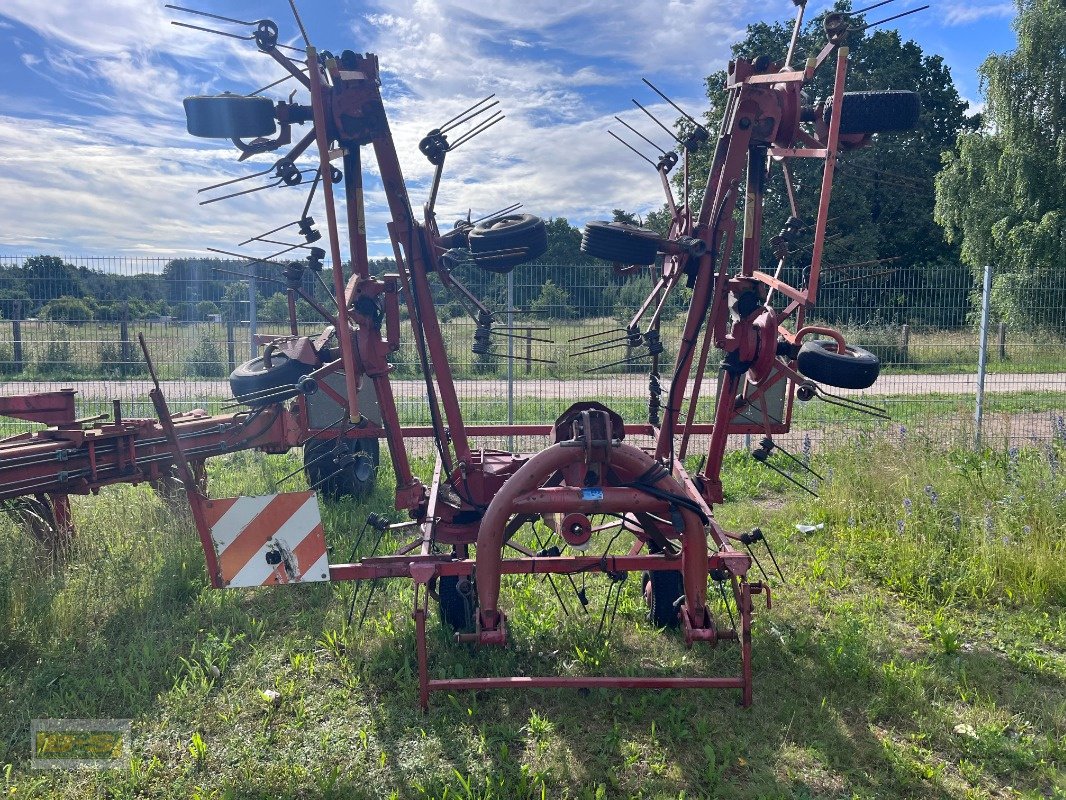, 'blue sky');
0,0,1017,261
